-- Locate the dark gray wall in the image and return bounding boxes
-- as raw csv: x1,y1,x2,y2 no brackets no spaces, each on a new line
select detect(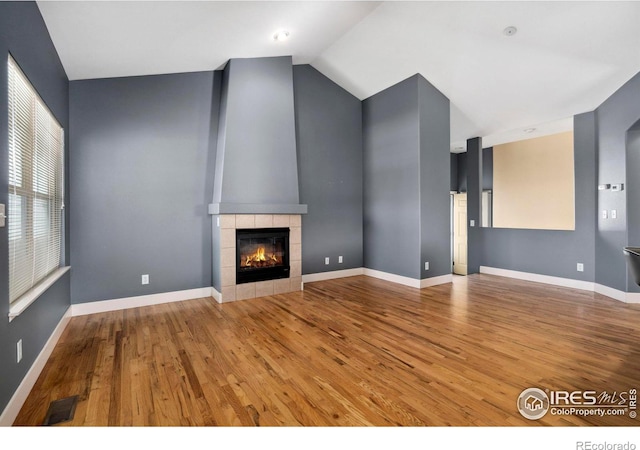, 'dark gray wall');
457,152,467,193
293,65,363,274
626,125,640,292
363,75,450,280
69,72,217,303
212,222,221,293
455,147,492,193
209,74,223,293
595,72,640,291
450,153,458,192
0,2,70,417
478,113,597,281
363,76,422,279
213,56,301,208
482,147,493,191
418,75,451,279
466,137,482,274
